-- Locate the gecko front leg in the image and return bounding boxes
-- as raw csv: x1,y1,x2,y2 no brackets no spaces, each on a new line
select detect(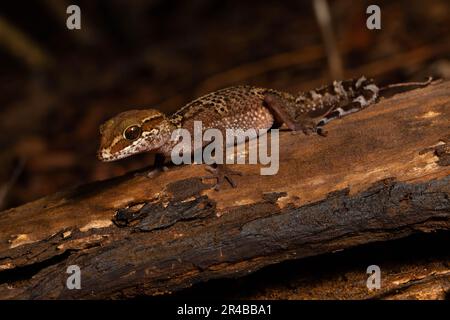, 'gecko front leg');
201,164,243,191
135,153,168,178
